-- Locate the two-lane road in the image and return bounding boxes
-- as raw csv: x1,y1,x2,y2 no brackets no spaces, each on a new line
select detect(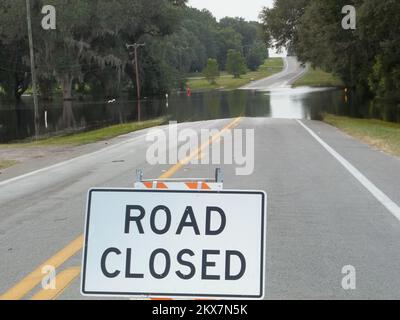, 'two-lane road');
1,57,400,300
241,56,308,90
